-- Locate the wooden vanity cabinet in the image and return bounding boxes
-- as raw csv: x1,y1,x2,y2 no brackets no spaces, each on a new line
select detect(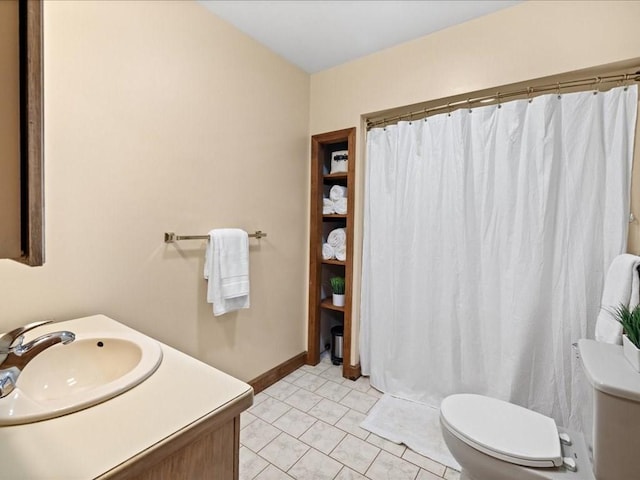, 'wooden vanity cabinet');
100,390,251,480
